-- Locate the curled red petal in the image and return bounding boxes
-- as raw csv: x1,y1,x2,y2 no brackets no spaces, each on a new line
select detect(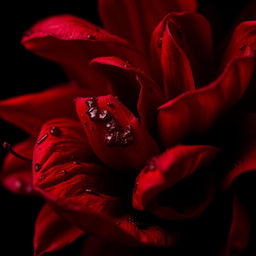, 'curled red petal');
1,138,35,195
222,21,256,67
33,119,177,247
151,12,213,99
133,145,219,220
158,56,255,147
75,96,160,171
99,0,197,53
22,15,146,92
0,83,88,136
34,204,85,256
91,56,164,131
